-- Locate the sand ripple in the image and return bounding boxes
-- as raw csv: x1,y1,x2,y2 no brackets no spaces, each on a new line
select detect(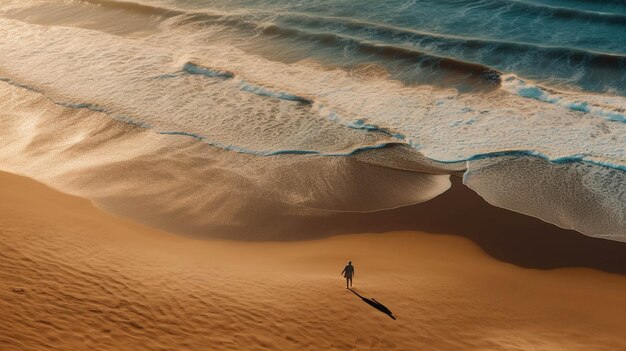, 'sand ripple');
2,172,626,350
